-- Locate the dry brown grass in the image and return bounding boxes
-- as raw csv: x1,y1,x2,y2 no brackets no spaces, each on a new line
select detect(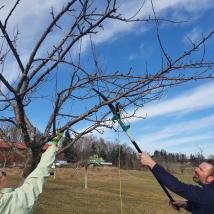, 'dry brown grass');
5,167,192,214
